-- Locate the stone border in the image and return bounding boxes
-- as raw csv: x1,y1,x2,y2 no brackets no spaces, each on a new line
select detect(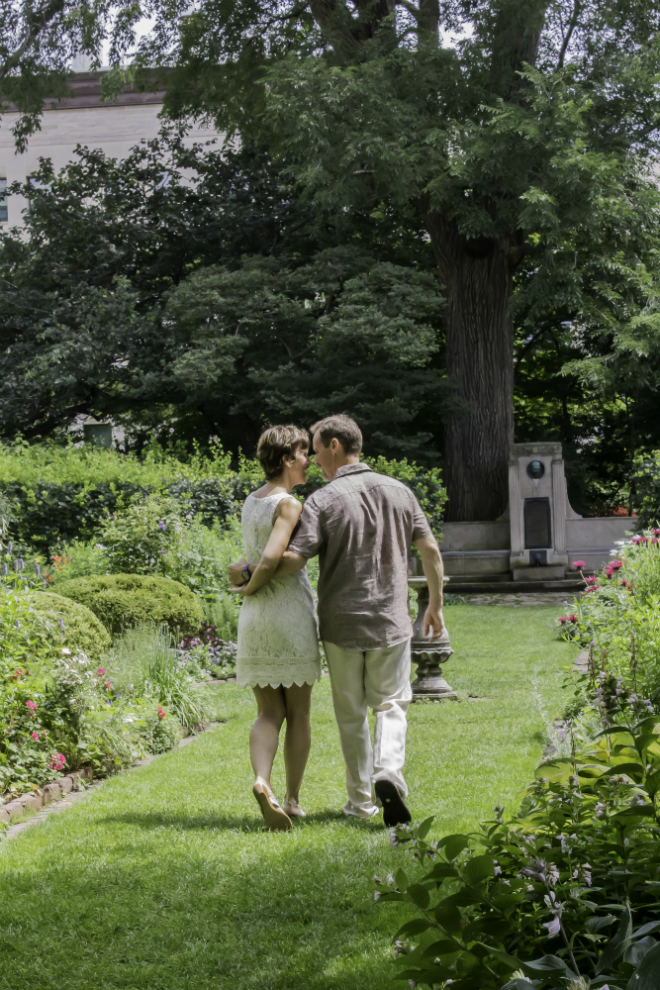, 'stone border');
0,766,94,830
